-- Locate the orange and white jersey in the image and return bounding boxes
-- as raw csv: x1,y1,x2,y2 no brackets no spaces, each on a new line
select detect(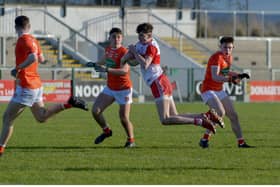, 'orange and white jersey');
15,33,42,89
201,51,233,92
135,38,163,86
105,46,132,90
